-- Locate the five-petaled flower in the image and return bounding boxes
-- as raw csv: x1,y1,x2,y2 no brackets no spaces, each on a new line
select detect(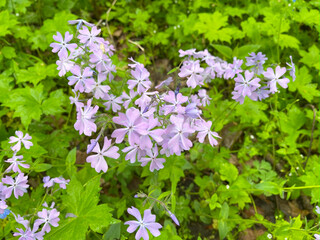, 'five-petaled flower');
125,207,162,240
9,131,33,152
